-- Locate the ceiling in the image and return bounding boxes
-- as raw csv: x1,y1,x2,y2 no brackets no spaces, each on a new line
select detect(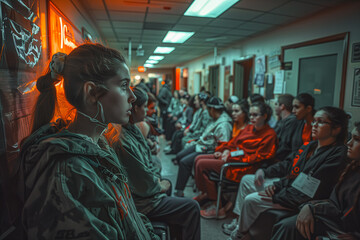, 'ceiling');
77,0,352,69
